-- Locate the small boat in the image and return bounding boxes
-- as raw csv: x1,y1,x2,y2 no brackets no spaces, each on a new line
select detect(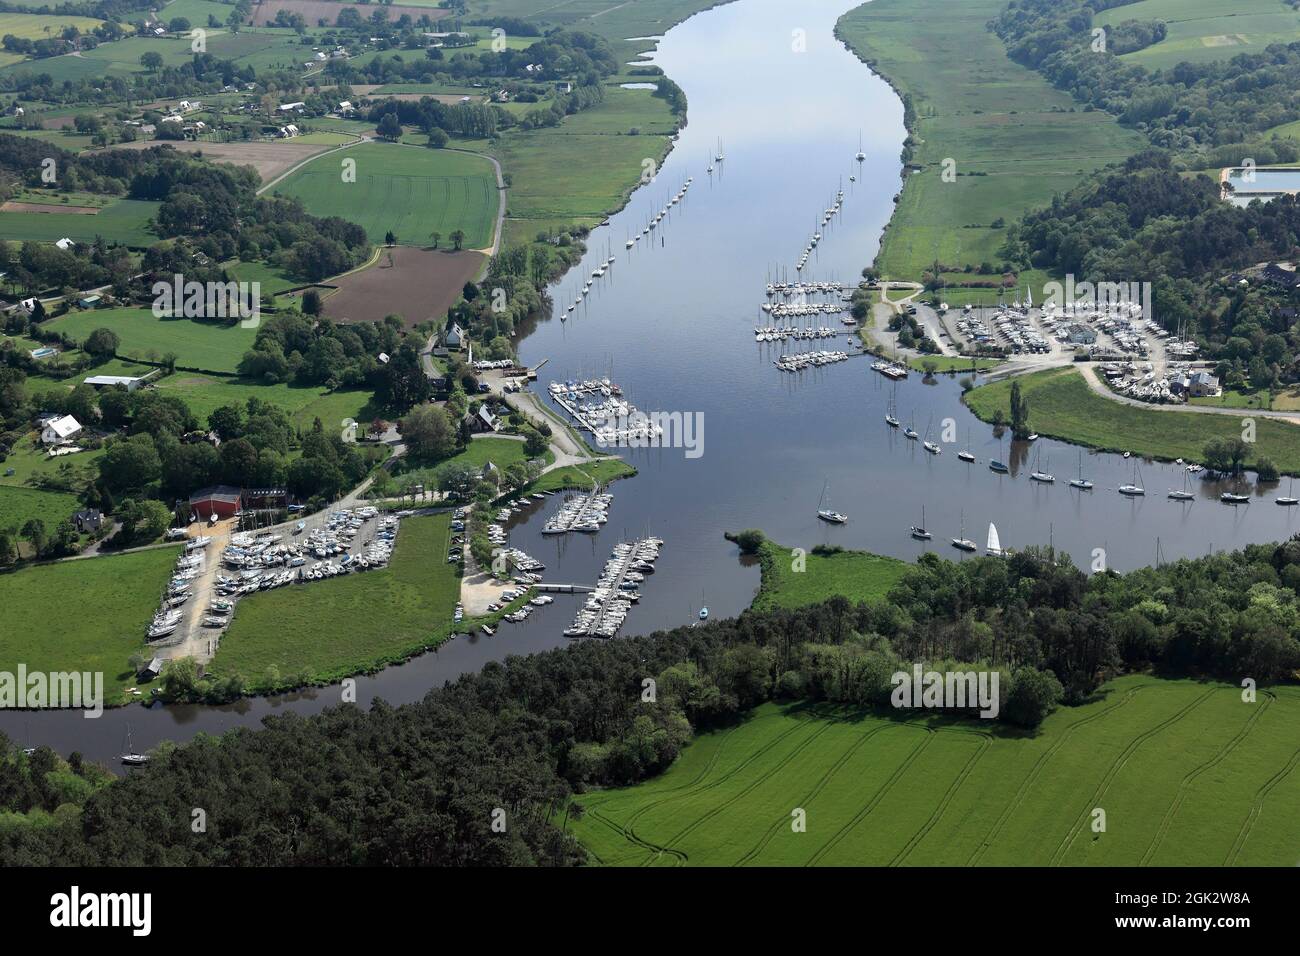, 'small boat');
1167,471,1193,501
698,606,709,621
481,624,495,636
910,506,932,540
985,522,1004,558
293,520,305,534
1026,433,1039,442
1119,461,1145,496
957,450,976,463
816,479,847,523
1220,492,1250,505
951,511,977,551
1277,476,1298,506
1069,451,1093,490
119,726,149,767
989,460,1009,474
